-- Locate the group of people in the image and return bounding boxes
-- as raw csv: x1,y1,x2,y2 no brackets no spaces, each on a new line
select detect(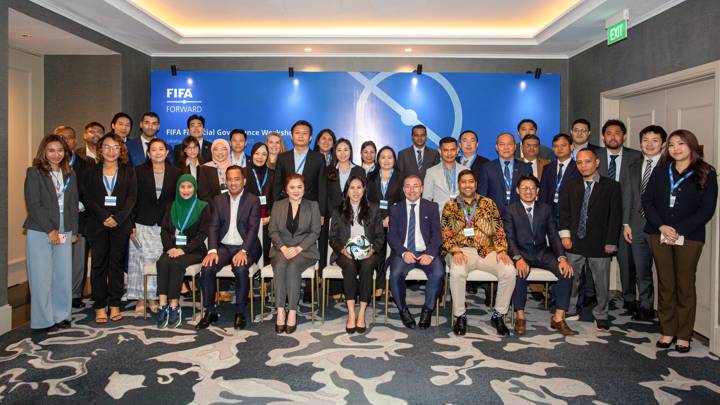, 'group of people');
24,112,717,353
